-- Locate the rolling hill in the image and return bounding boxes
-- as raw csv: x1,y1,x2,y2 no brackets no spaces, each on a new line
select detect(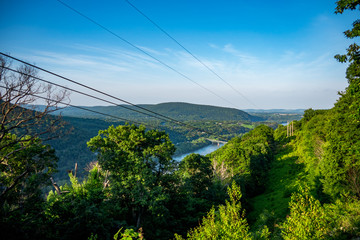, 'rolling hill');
50,102,263,122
